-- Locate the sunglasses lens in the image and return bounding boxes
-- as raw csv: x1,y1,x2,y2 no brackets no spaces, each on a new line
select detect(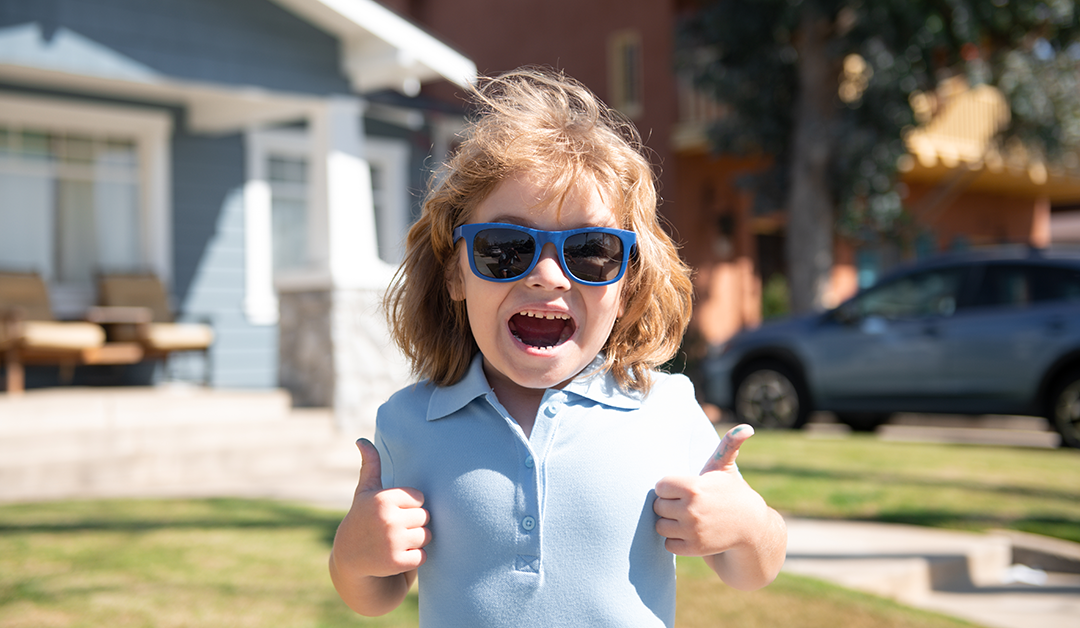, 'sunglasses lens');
563,232,625,283
472,228,536,279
